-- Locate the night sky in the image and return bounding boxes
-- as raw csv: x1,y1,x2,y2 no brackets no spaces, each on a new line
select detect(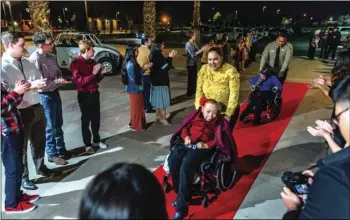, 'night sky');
3,1,350,29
